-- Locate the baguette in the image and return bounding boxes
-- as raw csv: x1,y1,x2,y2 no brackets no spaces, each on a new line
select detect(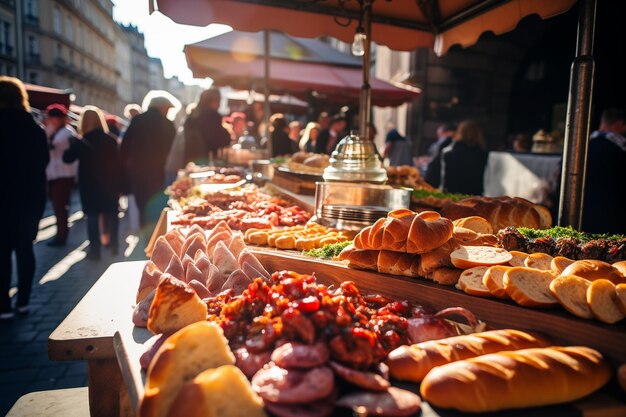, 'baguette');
421,346,611,413
503,267,558,308
387,329,551,382
587,279,625,324
549,275,593,319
